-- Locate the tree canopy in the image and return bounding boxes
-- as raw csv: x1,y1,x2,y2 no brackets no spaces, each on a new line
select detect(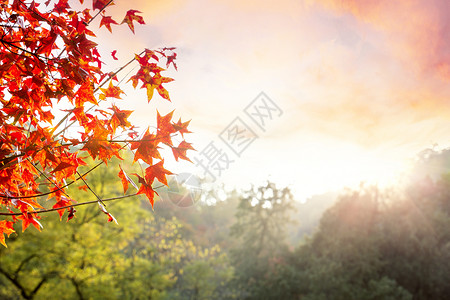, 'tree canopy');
0,0,193,246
